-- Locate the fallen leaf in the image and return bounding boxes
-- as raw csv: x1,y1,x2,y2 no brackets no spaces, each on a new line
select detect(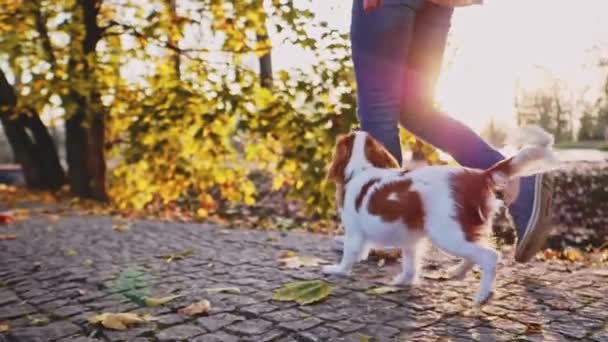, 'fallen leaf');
278,253,329,269
178,300,211,316
112,223,131,232
366,286,402,295
0,213,15,225
272,280,332,305
205,287,241,294
563,247,585,262
144,295,182,307
46,214,61,222
157,249,193,263
369,248,401,261
524,323,543,334
0,234,17,241
279,250,296,258
0,321,9,332
377,258,386,268
83,259,94,267
63,249,77,256
28,315,49,326
88,312,150,330
357,333,372,342
141,313,158,322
